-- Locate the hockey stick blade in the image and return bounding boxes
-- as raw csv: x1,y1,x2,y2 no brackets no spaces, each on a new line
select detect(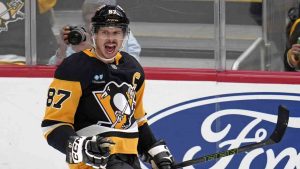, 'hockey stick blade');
173,105,289,168
269,105,289,143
